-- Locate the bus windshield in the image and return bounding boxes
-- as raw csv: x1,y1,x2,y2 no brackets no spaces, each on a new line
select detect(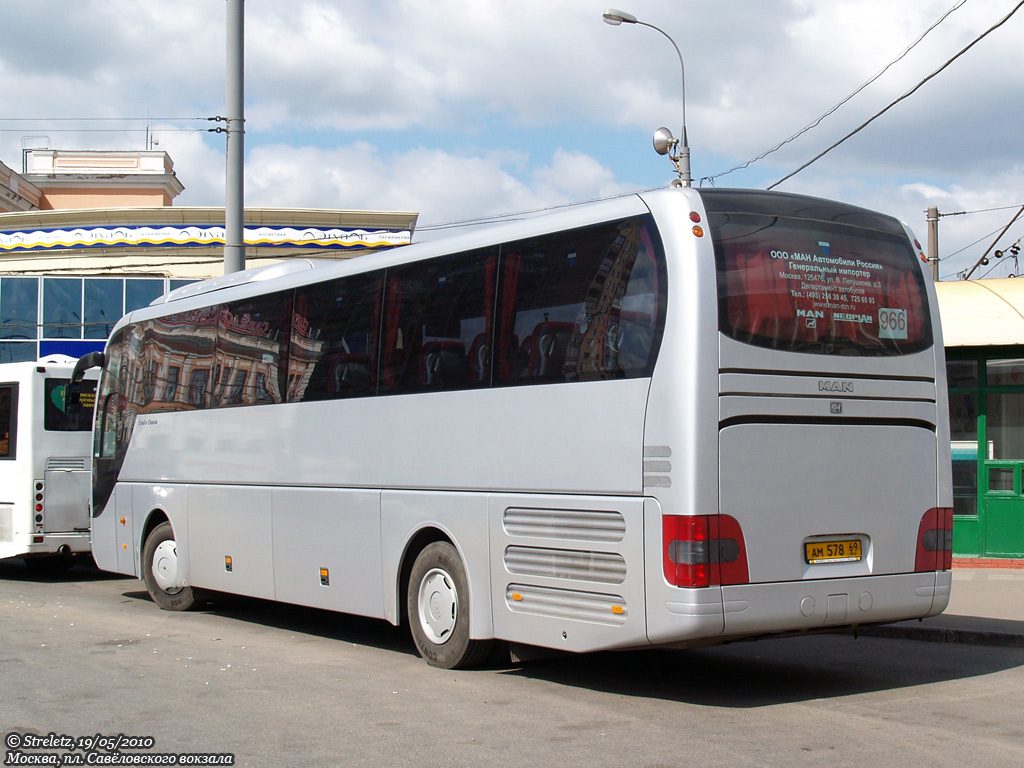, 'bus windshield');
710,205,932,356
